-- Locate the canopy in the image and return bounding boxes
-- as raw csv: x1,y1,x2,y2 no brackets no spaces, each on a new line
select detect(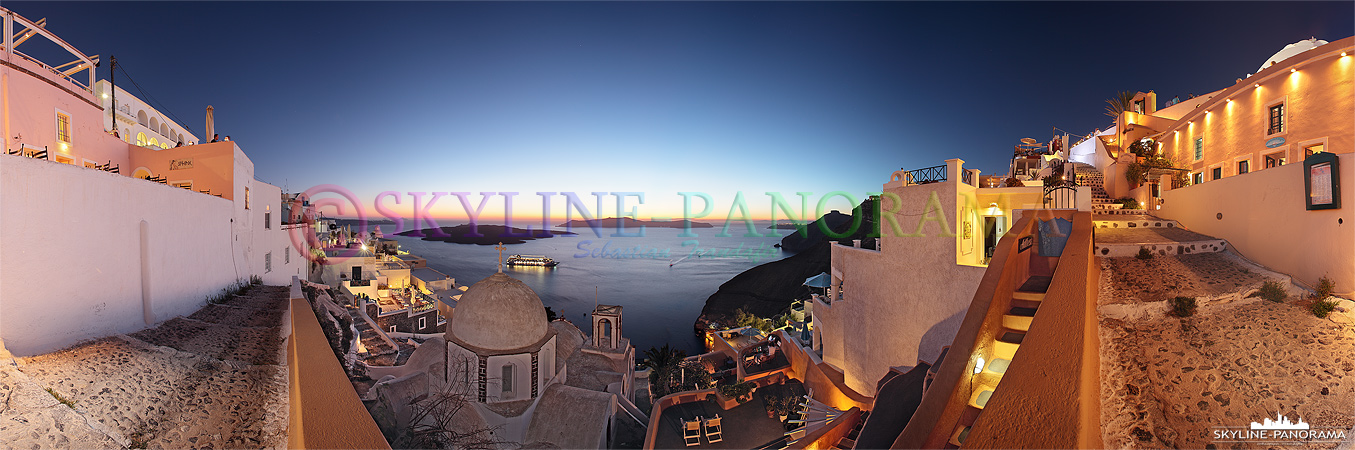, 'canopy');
803,273,831,288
